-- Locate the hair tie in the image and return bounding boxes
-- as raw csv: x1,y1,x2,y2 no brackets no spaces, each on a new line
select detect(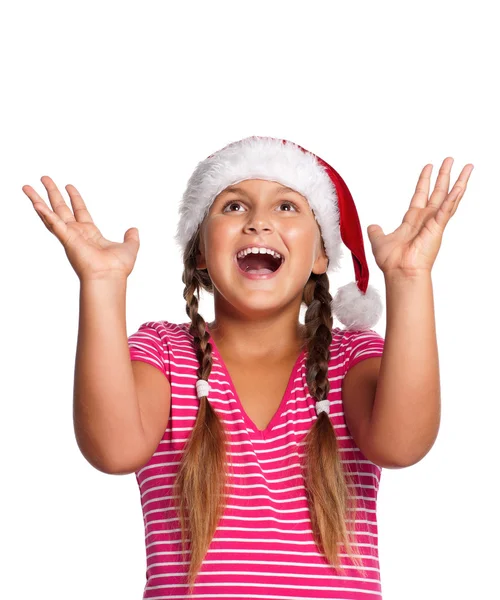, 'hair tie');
196,379,210,399
315,400,330,416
